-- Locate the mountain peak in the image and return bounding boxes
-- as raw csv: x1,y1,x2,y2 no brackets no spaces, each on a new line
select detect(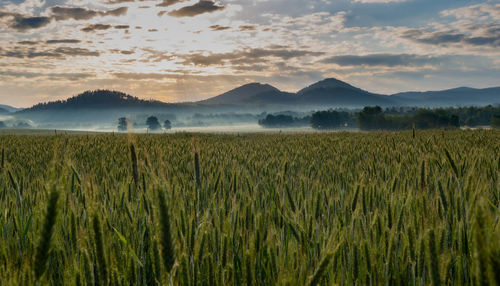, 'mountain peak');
298,78,358,95
229,82,279,93
200,82,280,105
